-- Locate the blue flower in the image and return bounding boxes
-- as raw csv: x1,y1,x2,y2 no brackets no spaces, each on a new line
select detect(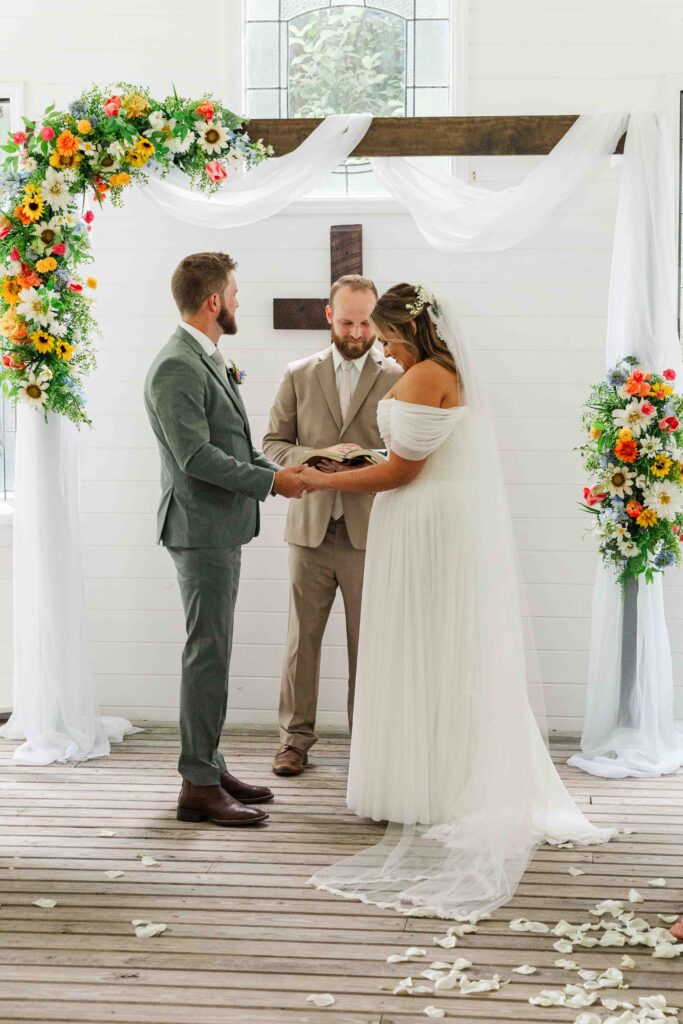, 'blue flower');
654,549,675,568
25,246,39,261
607,368,627,387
